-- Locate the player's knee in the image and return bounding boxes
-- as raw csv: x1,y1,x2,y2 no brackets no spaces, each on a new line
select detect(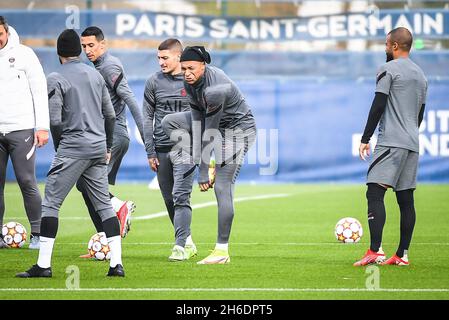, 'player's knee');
161,114,175,136
214,182,232,199
41,205,59,218
172,193,190,207
396,189,414,206
164,197,174,206
16,175,37,191
159,185,174,201
366,183,387,202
